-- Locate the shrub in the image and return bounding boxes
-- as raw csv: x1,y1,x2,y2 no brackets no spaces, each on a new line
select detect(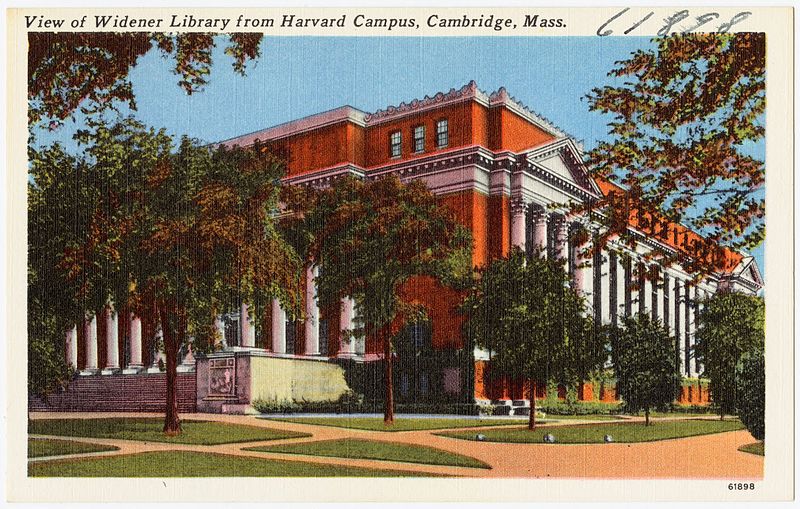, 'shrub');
538,400,622,416
251,397,301,414
737,350,765,440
